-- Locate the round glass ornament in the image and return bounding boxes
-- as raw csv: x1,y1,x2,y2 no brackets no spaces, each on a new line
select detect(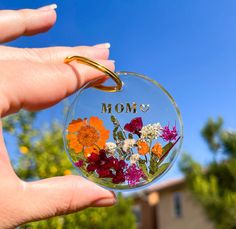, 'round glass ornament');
63,57,183,191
